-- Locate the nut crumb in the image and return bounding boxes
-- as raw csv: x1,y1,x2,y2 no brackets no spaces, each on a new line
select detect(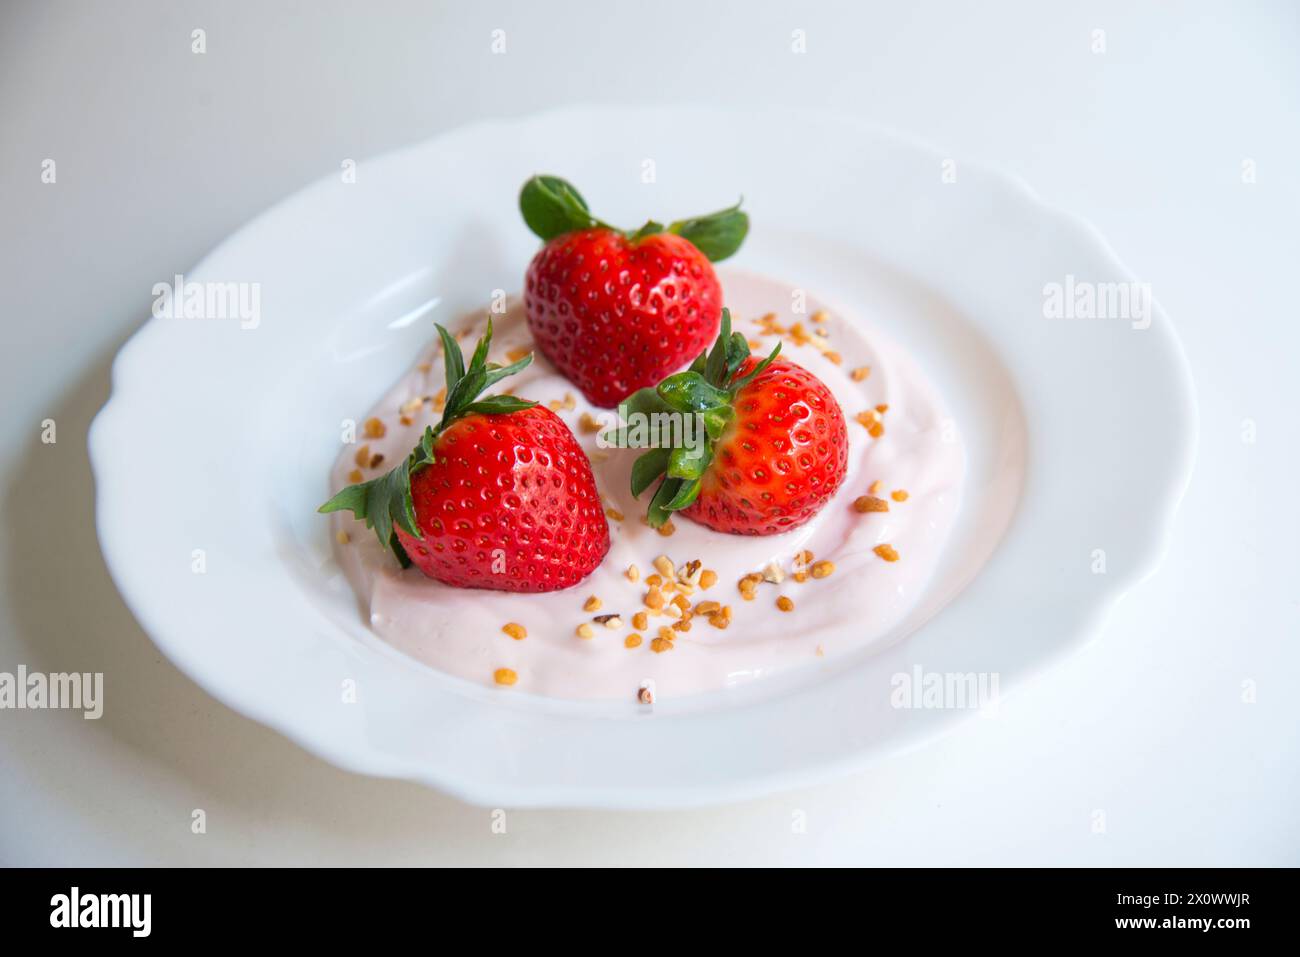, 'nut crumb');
853,495,890,513
869,480,883,495
699,569,718,589
851,366,871,382
874,544,900,562
583,595,603,612
625,564,640,582
347,469,363,484
656,520,676,537
594,614,622,629
579,411,603,434
631,611,649,631
605,506,624,521
502,622,527,641
493,668,517,686
575,623,595,639
335,531,350,545
363,417,387,439
891,489,910,502
776,596,795,612
506,346,531,363
625,633,643,649
811,560,835,579
637,682,655,704
354,445,371,467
